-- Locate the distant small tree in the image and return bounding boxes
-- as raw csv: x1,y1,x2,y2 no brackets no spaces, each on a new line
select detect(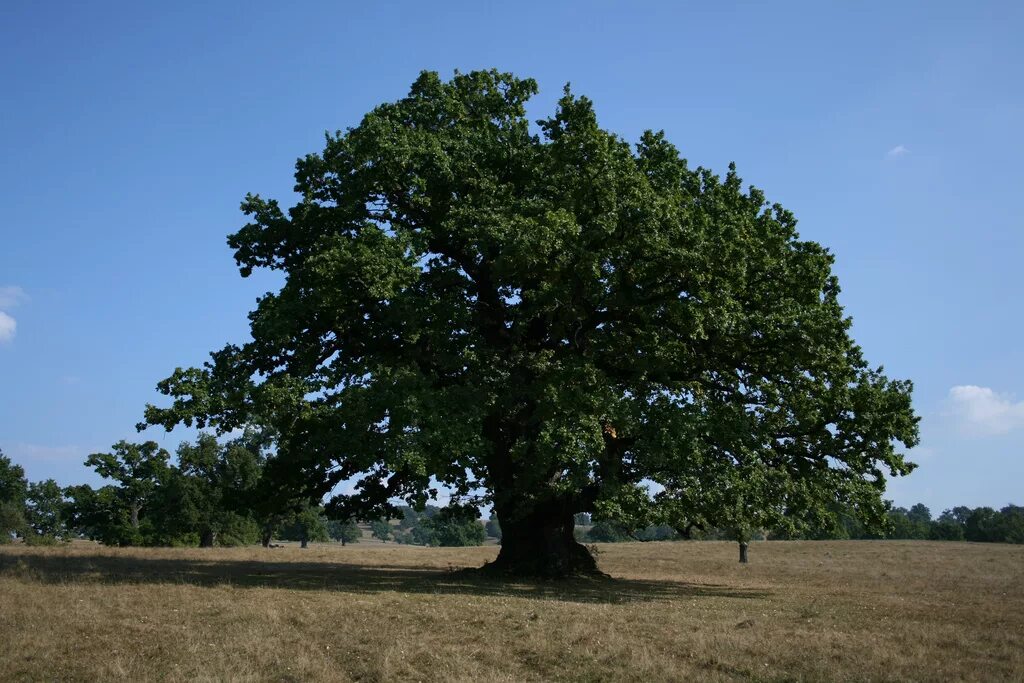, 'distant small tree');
0,451,28,541
24,479,68,541
279,504,330,548
327,518,362,545
85,441,170,537
370,519,393,543
412,515,486,547
907,503,931,526
396,506,421,530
